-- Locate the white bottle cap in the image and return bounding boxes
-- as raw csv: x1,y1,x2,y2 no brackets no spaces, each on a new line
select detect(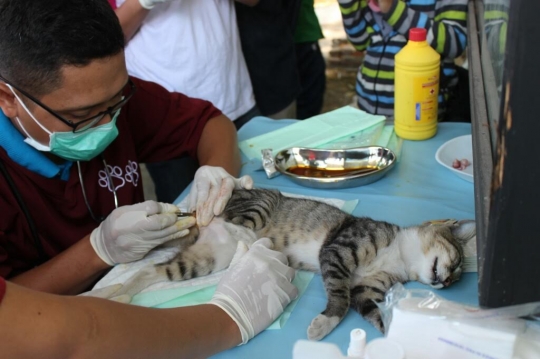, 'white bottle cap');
347,328,367,358
365,338,405,359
